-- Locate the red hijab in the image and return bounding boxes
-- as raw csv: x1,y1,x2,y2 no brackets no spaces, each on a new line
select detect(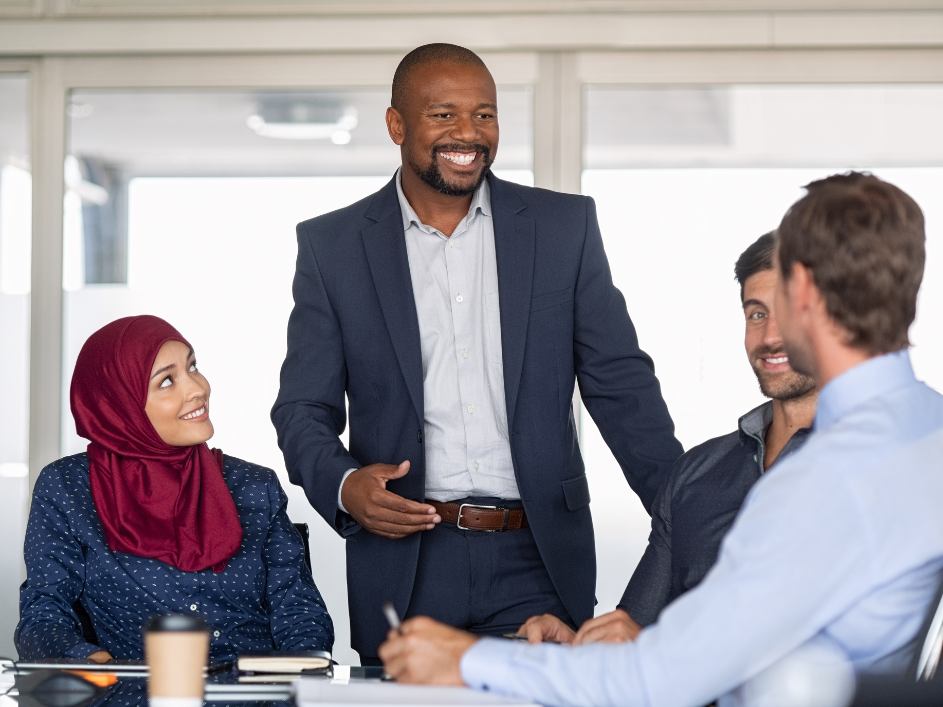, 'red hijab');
70,315,243,573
